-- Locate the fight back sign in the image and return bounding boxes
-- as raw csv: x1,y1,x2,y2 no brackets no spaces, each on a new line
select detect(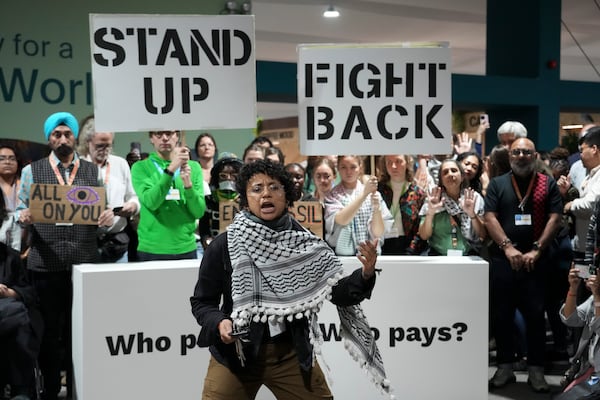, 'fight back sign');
90,14,256,132
298,43,452,156
30,184,106,225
